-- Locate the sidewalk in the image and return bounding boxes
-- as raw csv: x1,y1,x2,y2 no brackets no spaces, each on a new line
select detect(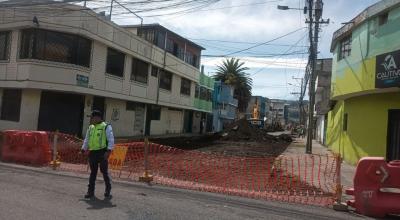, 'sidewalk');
281,137,356,200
